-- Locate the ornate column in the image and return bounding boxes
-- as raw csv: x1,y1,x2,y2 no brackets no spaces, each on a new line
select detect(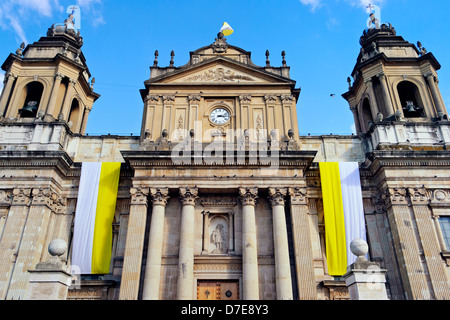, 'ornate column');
142,188,170,300
46,73,64,118
377,73,395,118
119,187,150,300
289,187,317,300
0,189,31,300
60,79,77,120
0,73,17,117
408,187,450,300
350,106,361,134
239,187,260,300
80,106,92,135
364,79,380,121
268,188,293,300
425,72,446,118
177,187,198,300
384,187,429,300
